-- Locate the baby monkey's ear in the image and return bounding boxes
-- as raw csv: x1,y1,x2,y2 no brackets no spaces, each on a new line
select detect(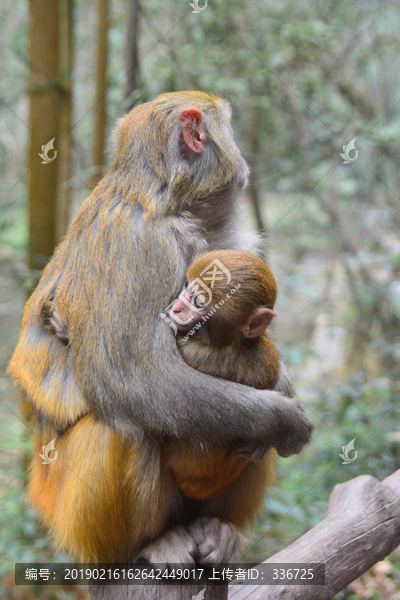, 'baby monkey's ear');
241,307,277,339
